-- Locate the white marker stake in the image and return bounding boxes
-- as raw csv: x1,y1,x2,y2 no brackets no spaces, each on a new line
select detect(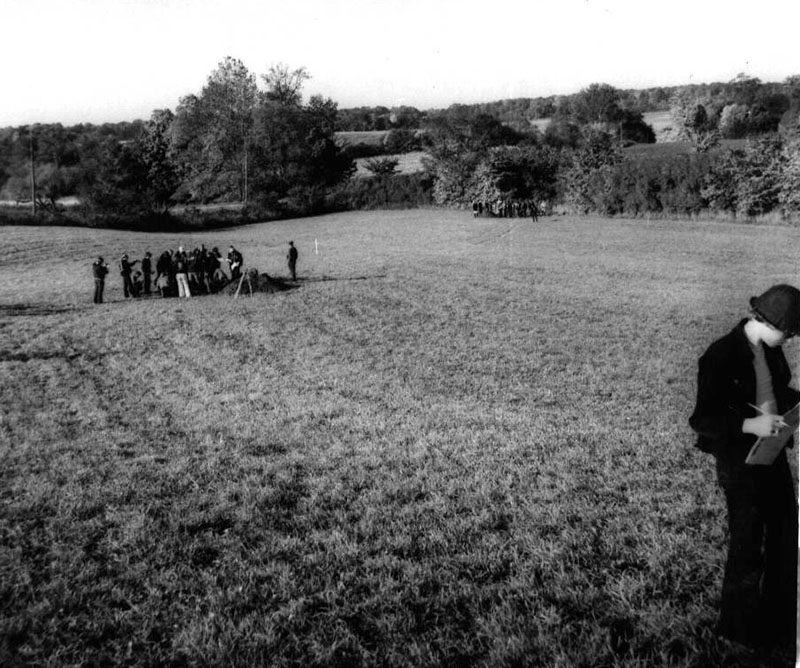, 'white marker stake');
315,238,318,255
